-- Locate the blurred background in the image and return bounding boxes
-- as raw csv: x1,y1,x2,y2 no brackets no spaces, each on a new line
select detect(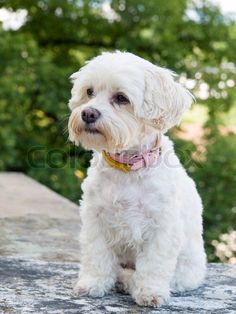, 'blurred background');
0,0,235,263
